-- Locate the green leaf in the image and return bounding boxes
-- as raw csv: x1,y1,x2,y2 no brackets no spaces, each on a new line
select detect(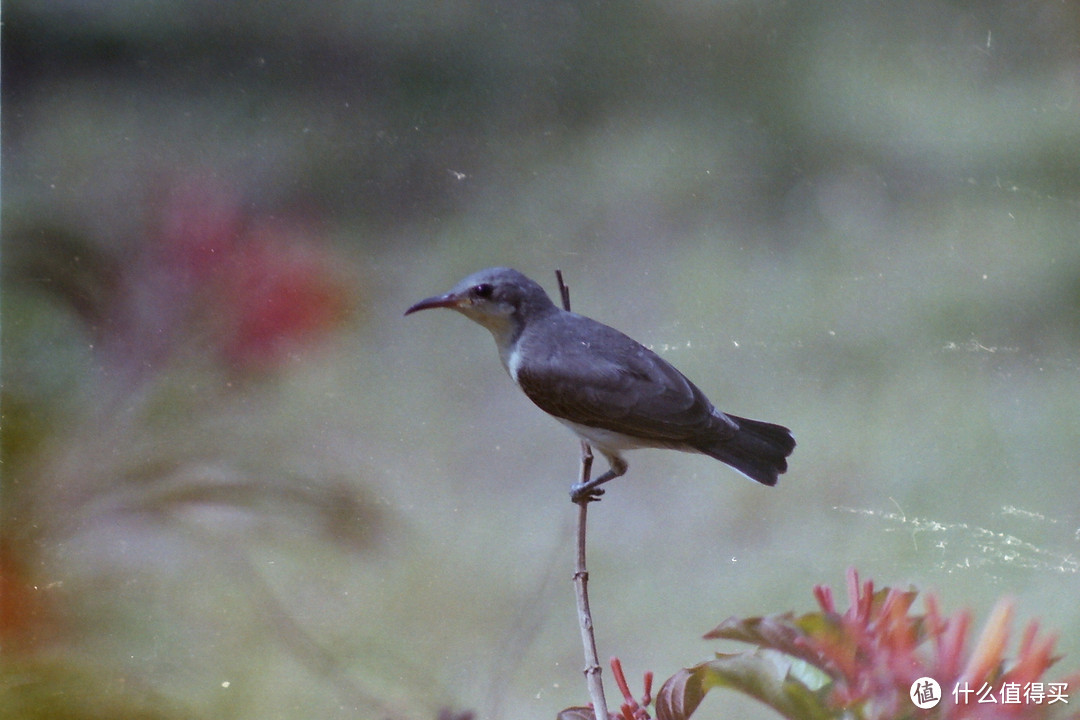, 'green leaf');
656,650,839,720
705,613,826,669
